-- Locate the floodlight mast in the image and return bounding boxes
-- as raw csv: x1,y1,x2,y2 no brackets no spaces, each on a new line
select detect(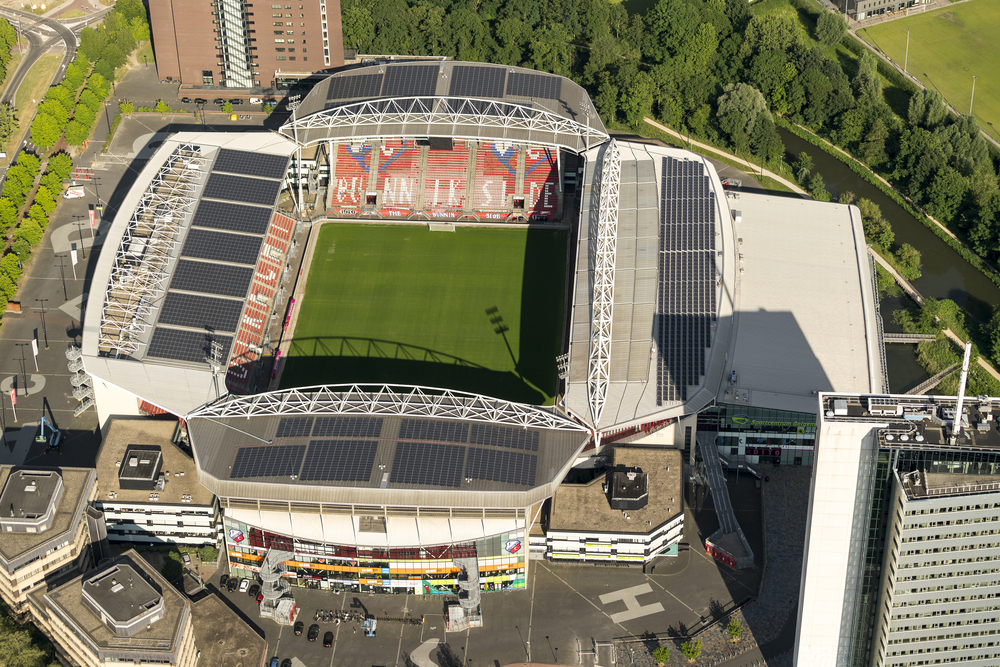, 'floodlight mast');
951,341,973,445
